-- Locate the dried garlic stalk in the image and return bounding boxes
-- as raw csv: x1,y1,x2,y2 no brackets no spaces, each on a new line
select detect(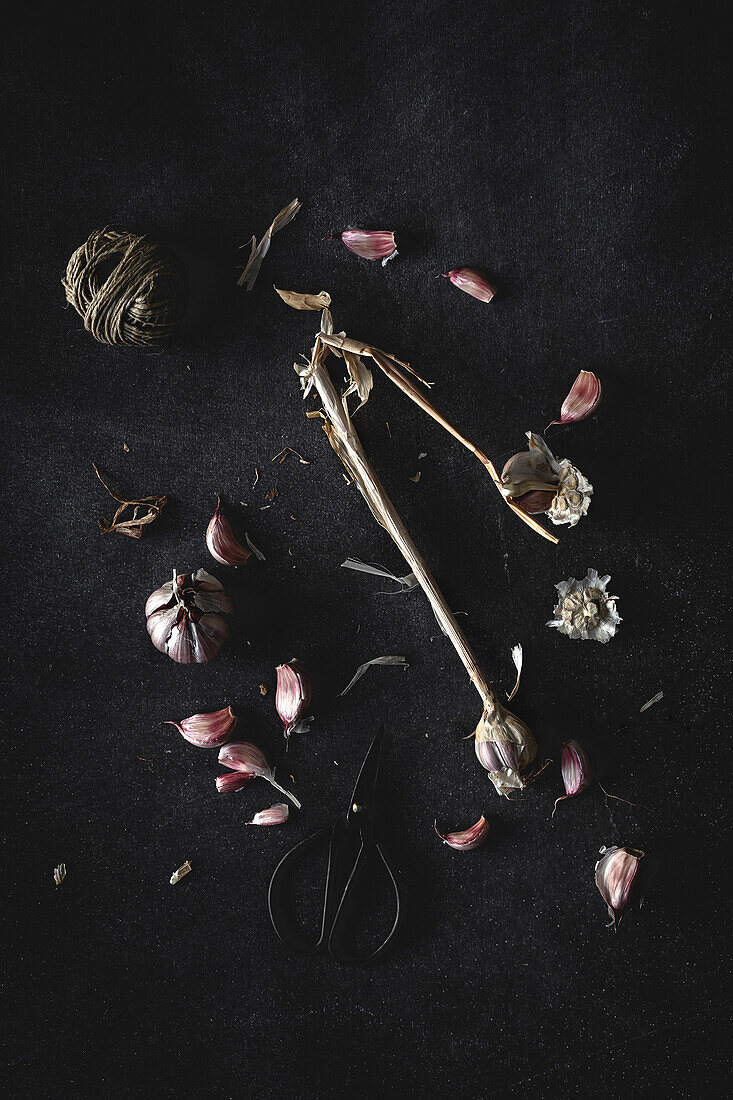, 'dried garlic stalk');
238,199,301,291
287,301,537,796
